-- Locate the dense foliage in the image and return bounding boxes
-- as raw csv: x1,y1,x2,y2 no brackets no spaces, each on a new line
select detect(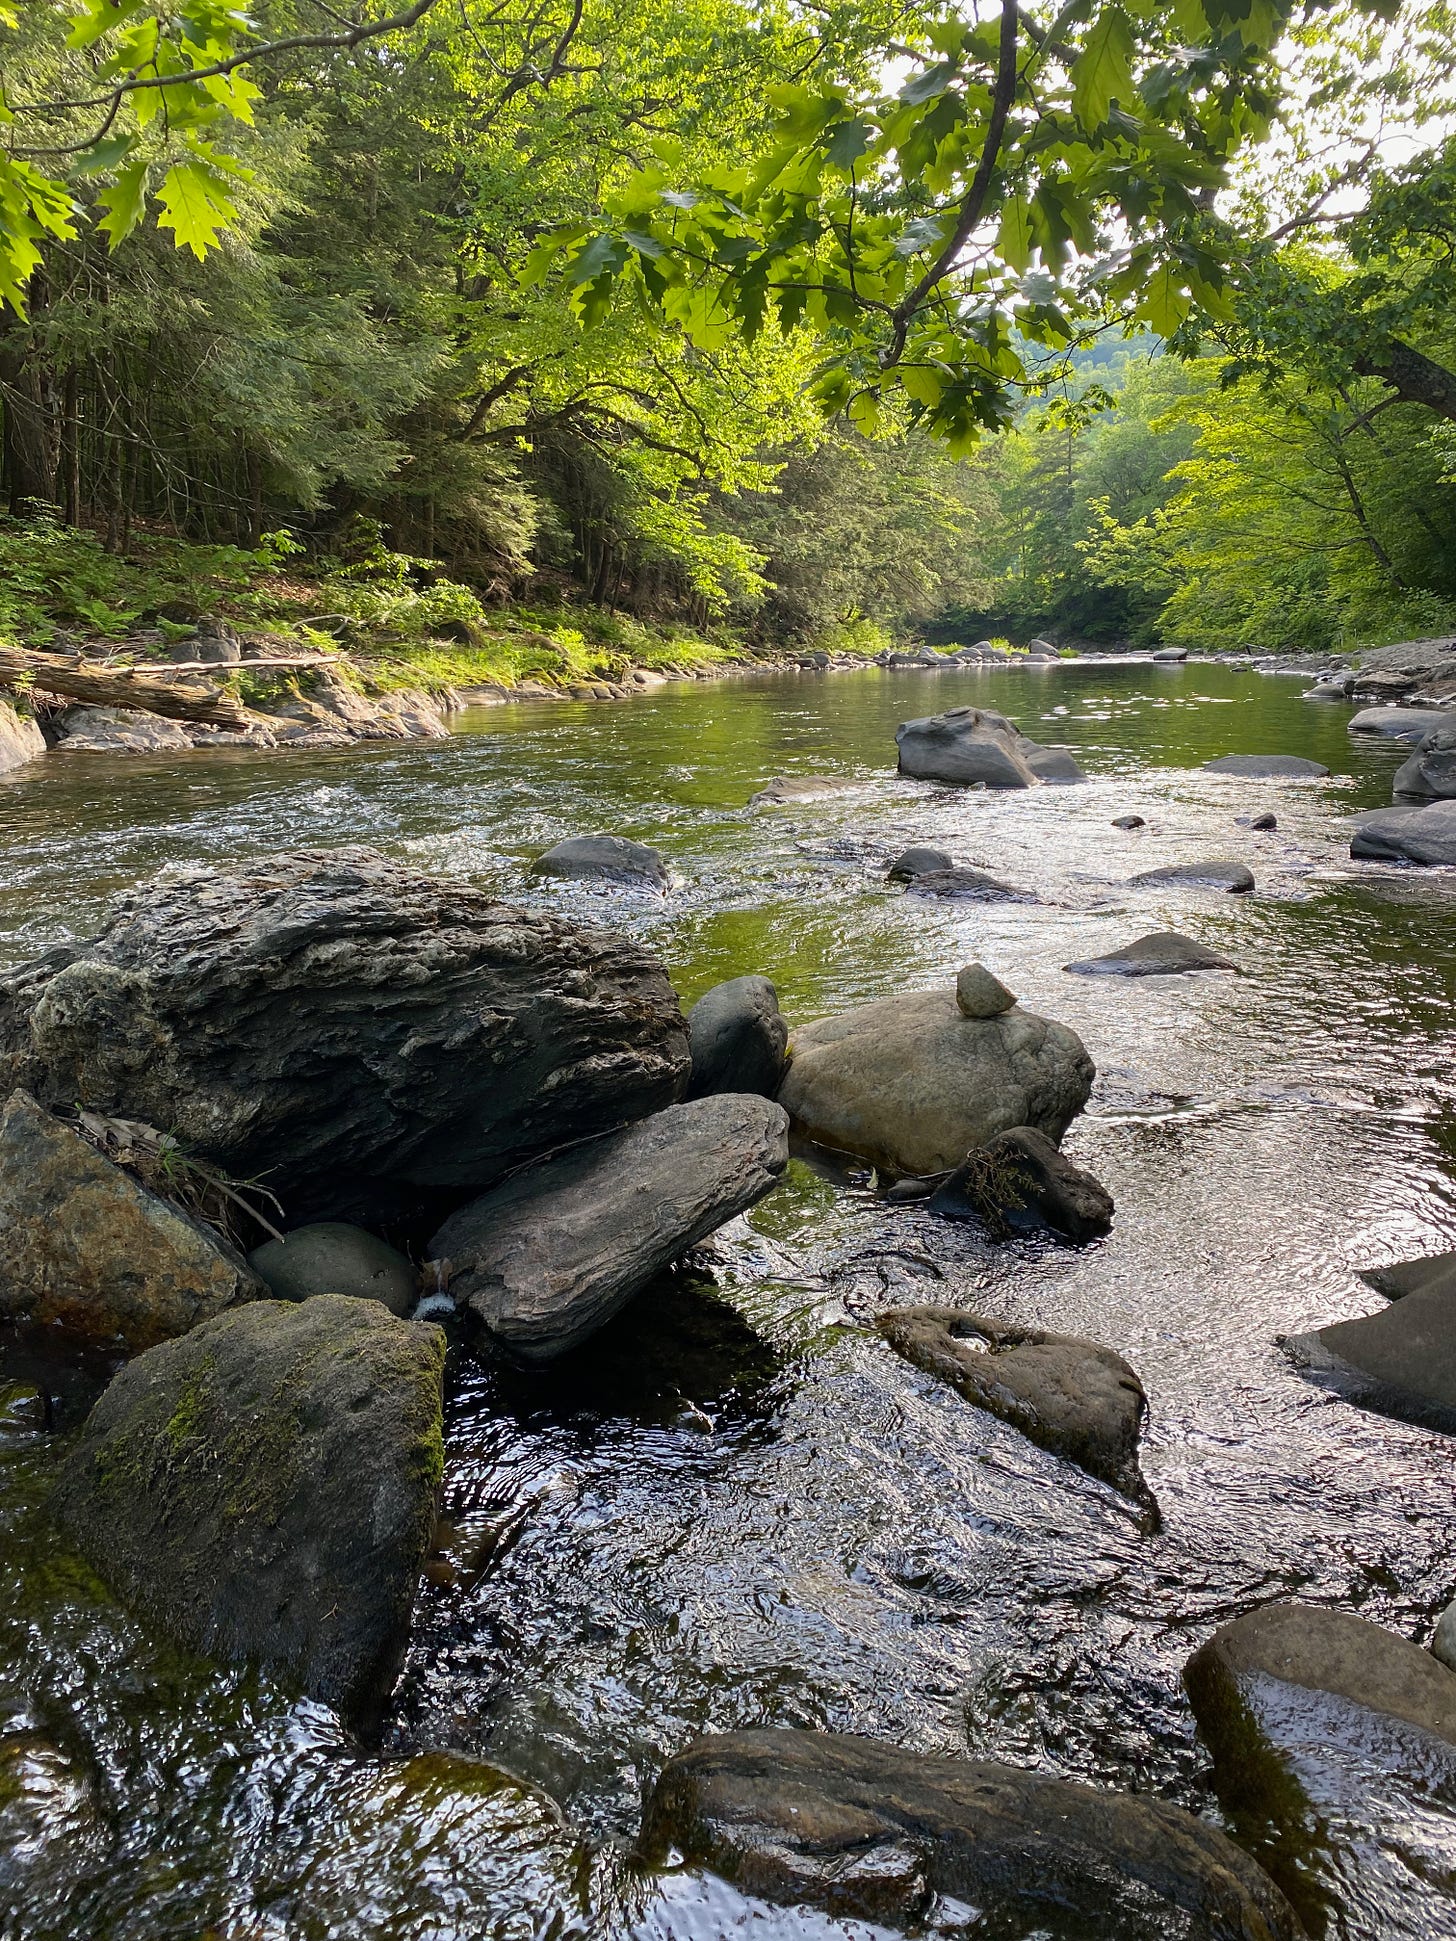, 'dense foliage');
1,0,1455,653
